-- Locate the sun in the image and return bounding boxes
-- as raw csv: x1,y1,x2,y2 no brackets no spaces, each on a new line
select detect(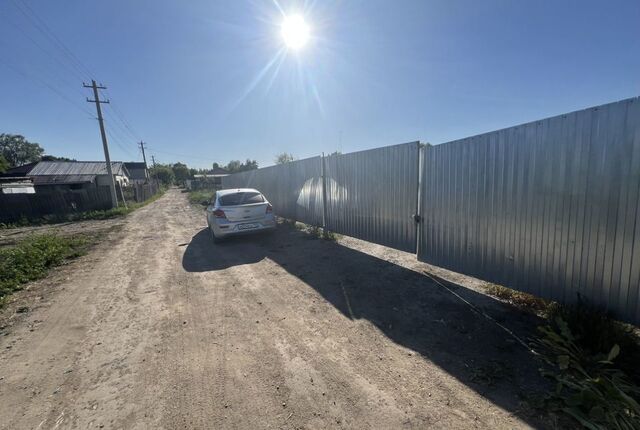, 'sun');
281,15,310,50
